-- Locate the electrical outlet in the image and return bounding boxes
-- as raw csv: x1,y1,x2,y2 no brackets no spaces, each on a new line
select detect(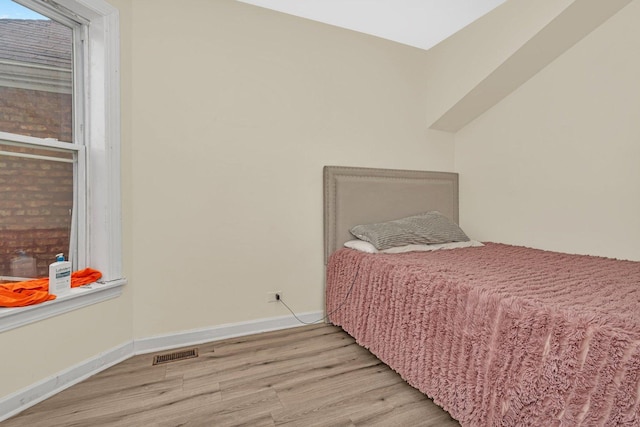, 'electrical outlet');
266,291,282,303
